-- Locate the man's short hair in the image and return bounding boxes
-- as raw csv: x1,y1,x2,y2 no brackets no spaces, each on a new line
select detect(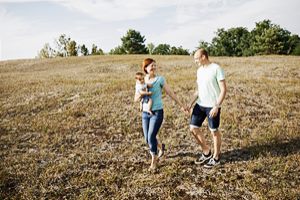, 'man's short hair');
196,48,209,59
